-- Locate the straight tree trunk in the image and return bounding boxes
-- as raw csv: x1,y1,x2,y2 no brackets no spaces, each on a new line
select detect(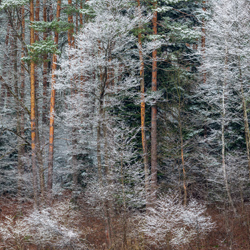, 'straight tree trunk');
35,0,40,42
18,6,26,201
48,0,61,205
151,0,158,204
13,30,22,199
137,0,150,211
42,0,48,126
34,0,46,205
68,0,74,47
97,99,103,182
68,0,78,195
30,0,38,209
1,24,10,108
